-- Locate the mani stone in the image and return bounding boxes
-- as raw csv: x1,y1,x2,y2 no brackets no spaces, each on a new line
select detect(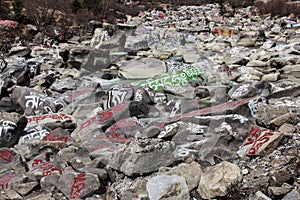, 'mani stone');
119,57,166,79
58,171,101,199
